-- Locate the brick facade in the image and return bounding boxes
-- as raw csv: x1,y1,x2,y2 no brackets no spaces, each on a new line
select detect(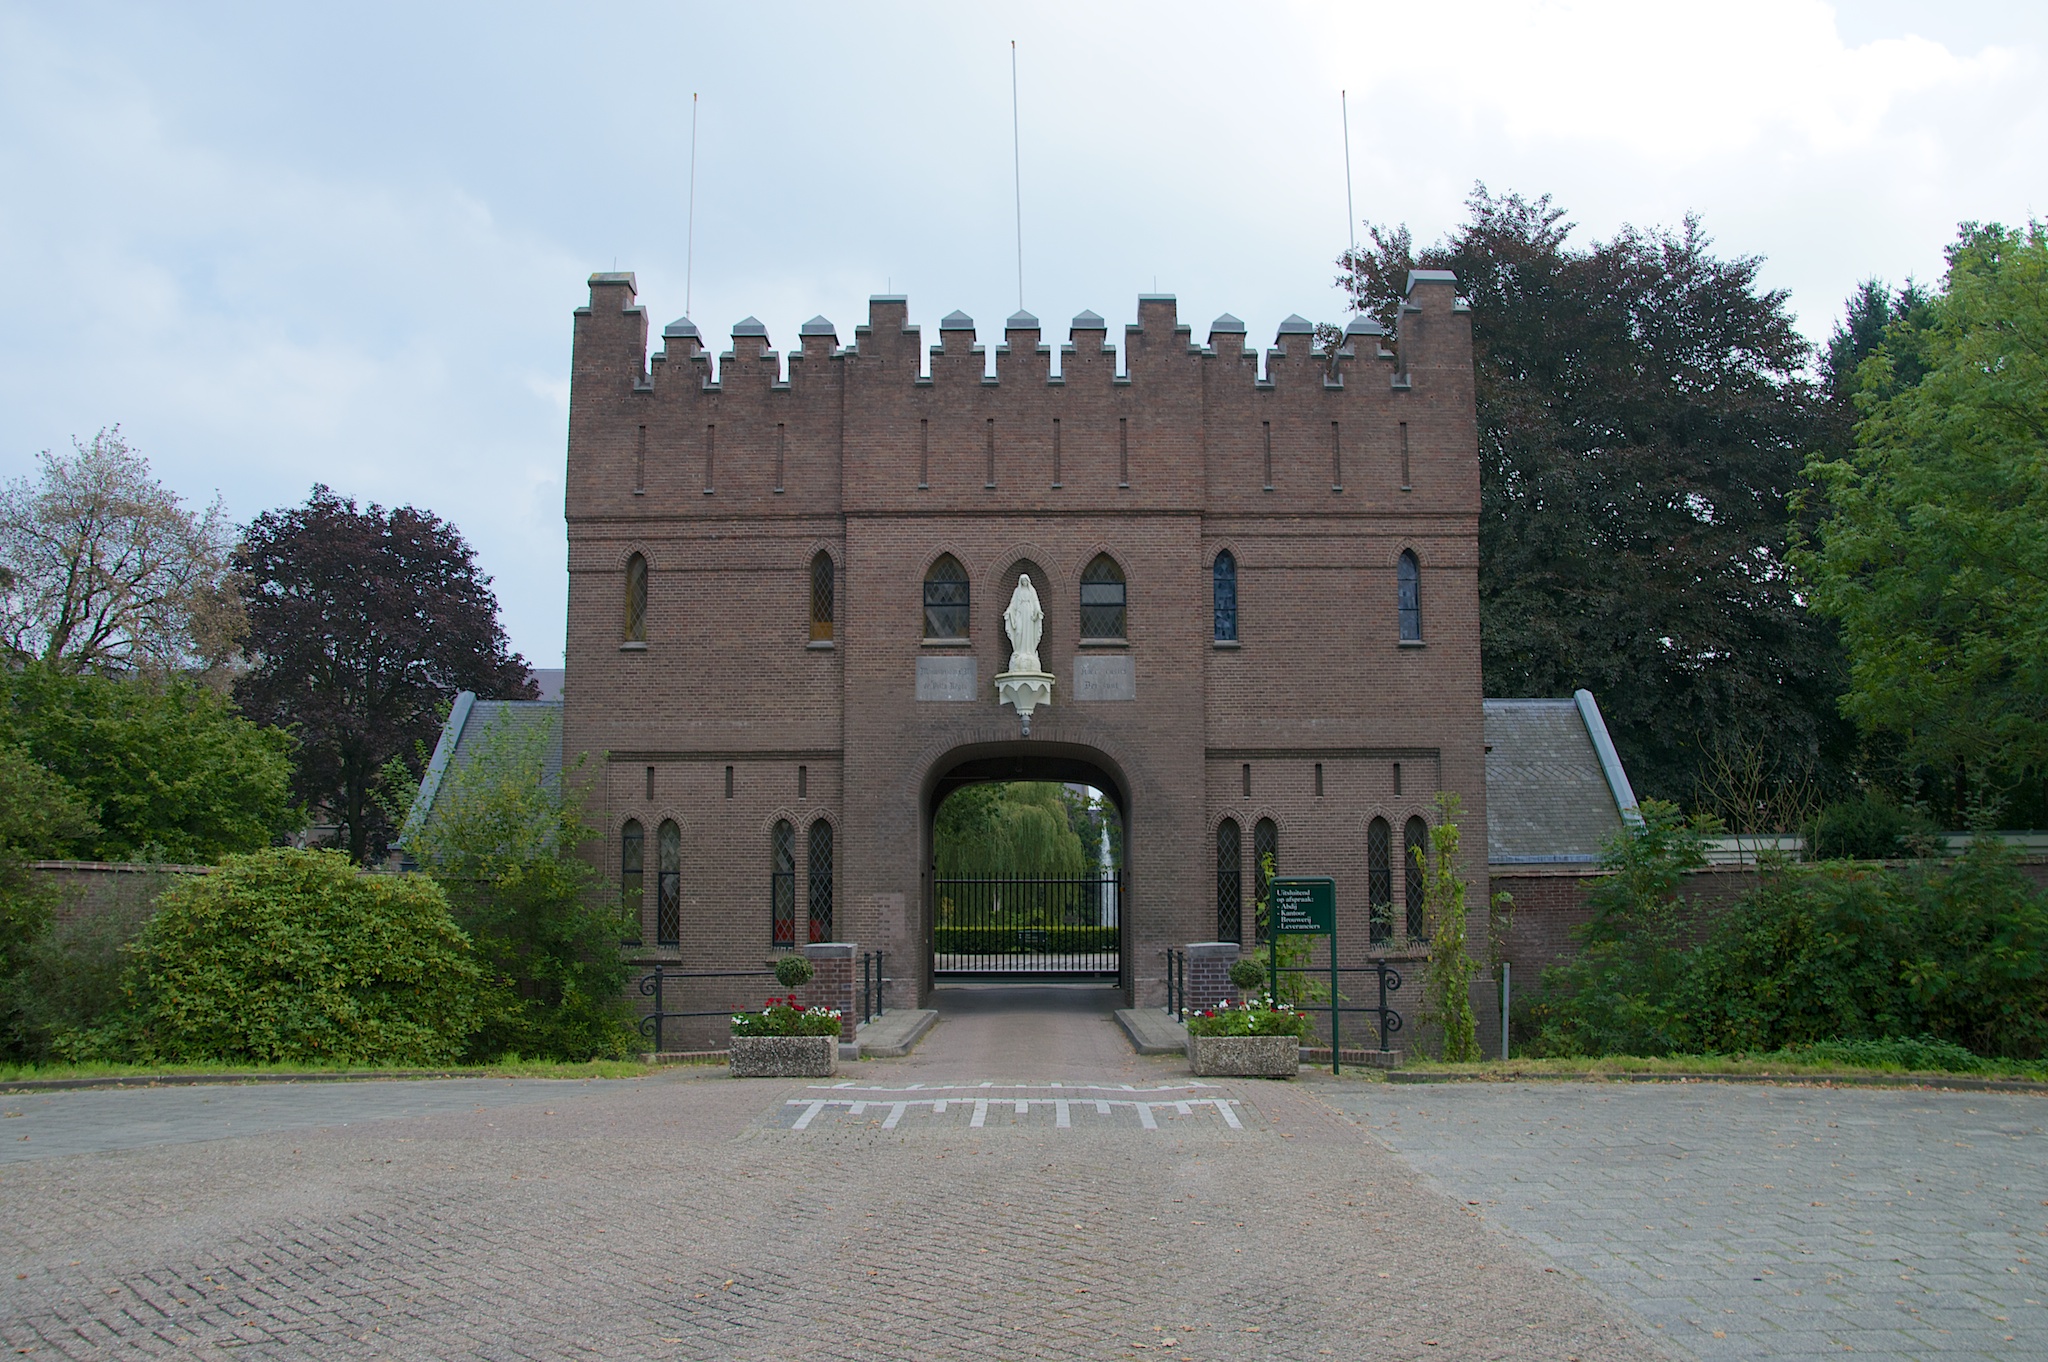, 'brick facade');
563,272,1488,1038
